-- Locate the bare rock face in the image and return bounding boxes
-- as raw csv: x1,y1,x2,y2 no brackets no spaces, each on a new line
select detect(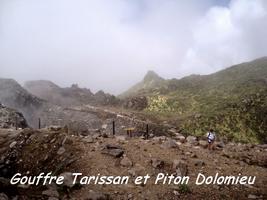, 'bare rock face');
24,80,120,107
0,103,28,129
94,90,119,106
24,80,95,107
0,78,45,127
123,96,148,110
0,79,44,113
